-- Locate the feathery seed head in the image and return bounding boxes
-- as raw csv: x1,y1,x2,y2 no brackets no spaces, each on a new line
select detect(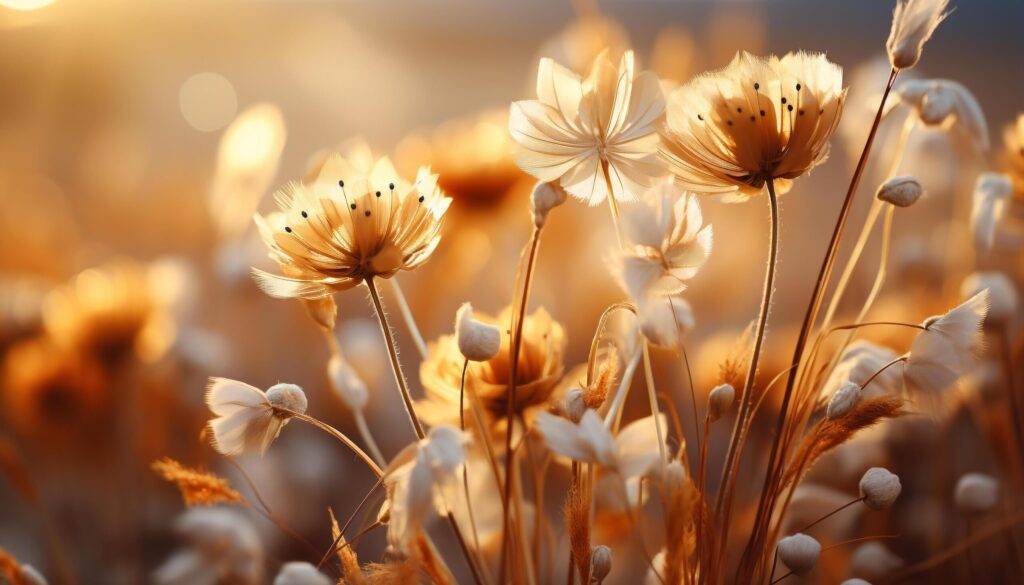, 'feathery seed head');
887,0,950,70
